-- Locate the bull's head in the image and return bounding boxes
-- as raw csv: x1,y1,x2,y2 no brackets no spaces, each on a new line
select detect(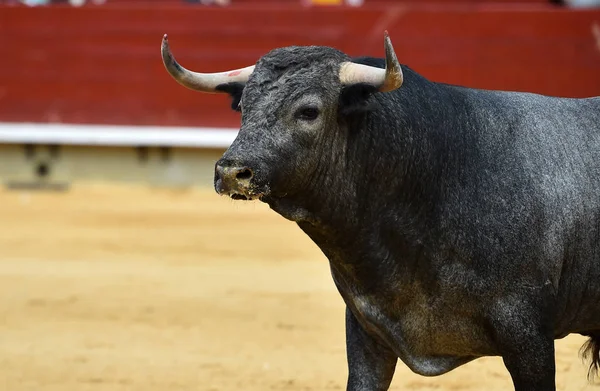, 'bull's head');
162,32,403,221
